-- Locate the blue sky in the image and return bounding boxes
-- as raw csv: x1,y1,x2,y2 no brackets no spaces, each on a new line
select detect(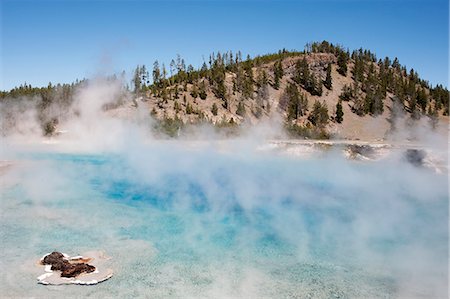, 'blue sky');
1,0,448,90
